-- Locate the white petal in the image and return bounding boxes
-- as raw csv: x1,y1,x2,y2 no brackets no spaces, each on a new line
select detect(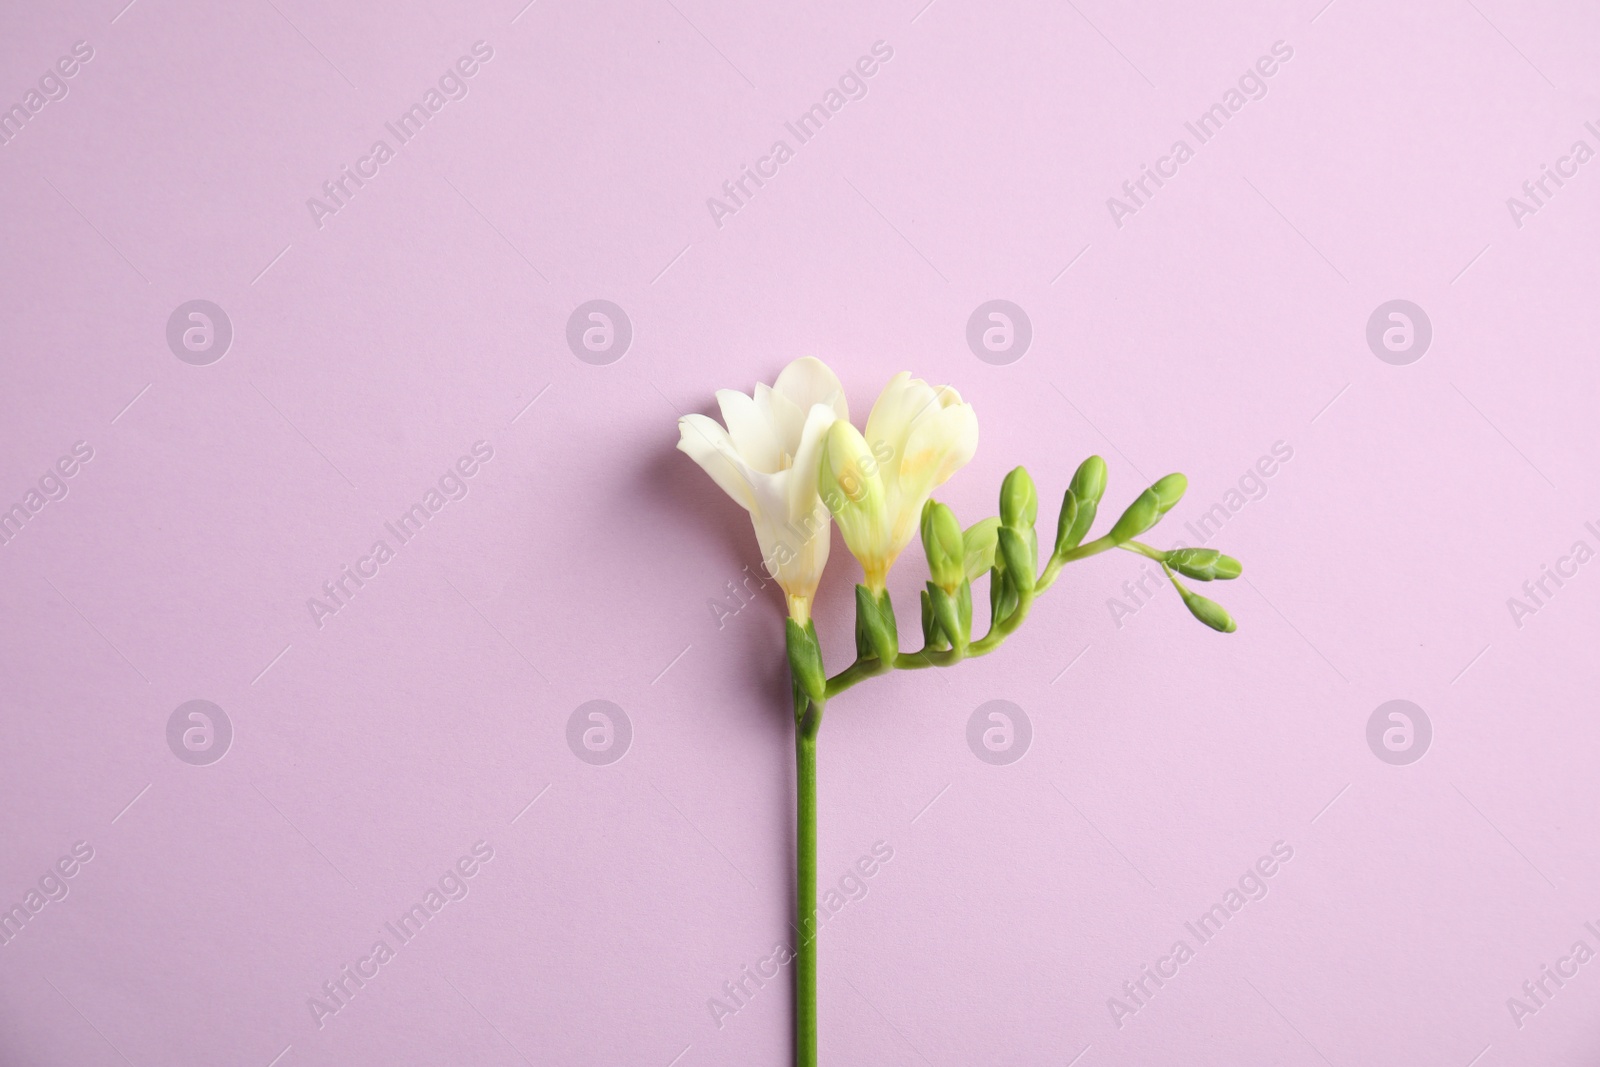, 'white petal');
775,357,849,424
716,389,782,473
759,382,806,456
746,463,787,512
750,497,830,604
864,372,936,463
902,400,979,493
677,414,756,512
786,402,838,519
